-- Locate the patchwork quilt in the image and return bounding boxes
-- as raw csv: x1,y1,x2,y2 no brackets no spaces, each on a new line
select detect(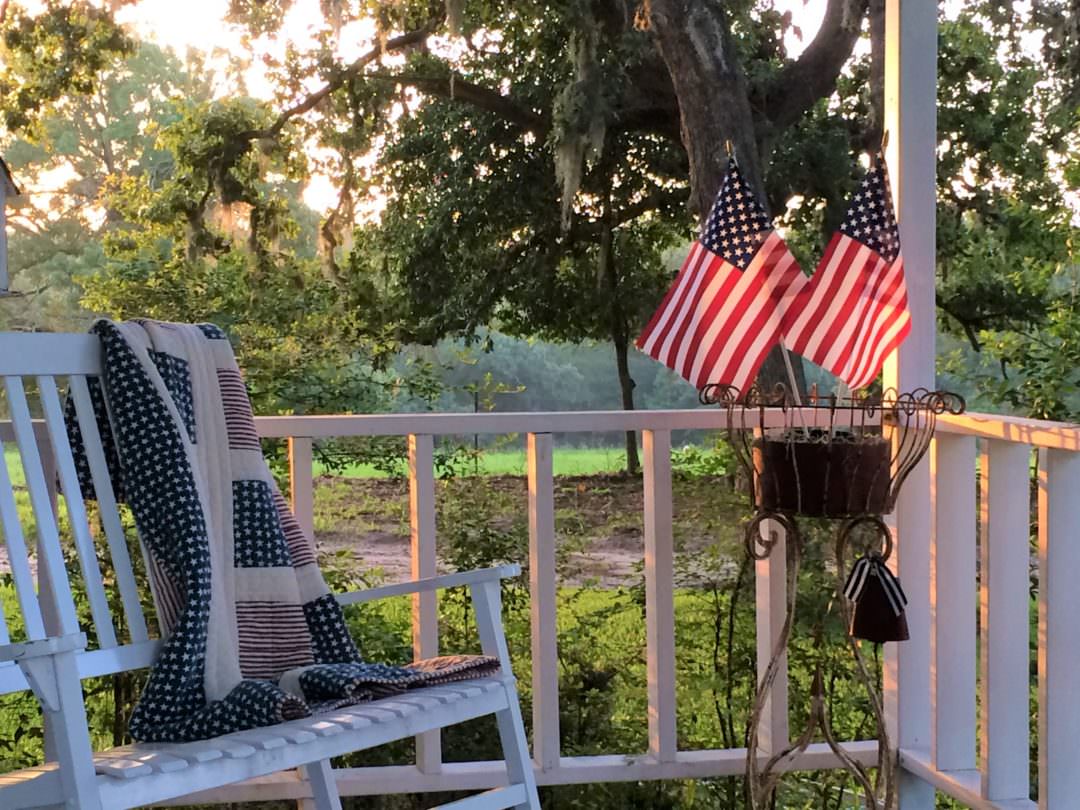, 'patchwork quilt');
67,320,499,742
